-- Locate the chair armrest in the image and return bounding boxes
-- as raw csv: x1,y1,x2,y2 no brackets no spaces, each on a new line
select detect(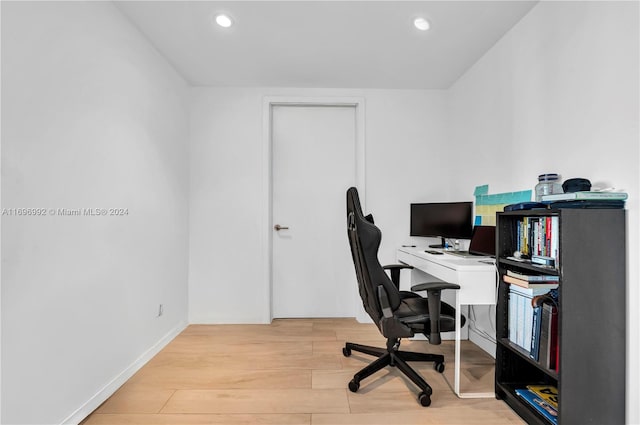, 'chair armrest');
410,282,460,292
383,263,414,288
383,263,414,271
410,281,460,345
